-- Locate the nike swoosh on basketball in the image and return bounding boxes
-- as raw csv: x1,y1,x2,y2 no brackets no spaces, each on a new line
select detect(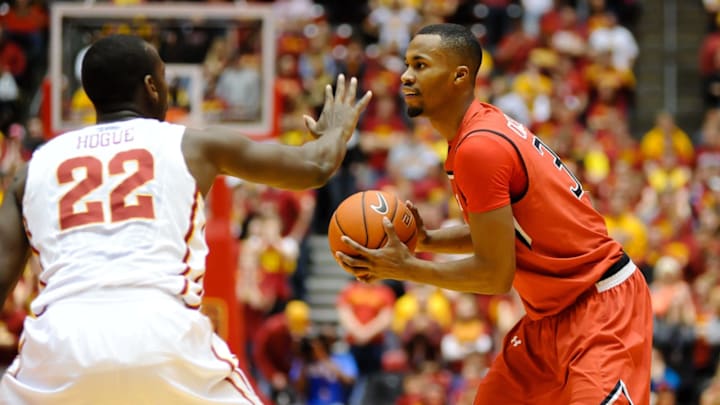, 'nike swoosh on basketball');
370,192,388,215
